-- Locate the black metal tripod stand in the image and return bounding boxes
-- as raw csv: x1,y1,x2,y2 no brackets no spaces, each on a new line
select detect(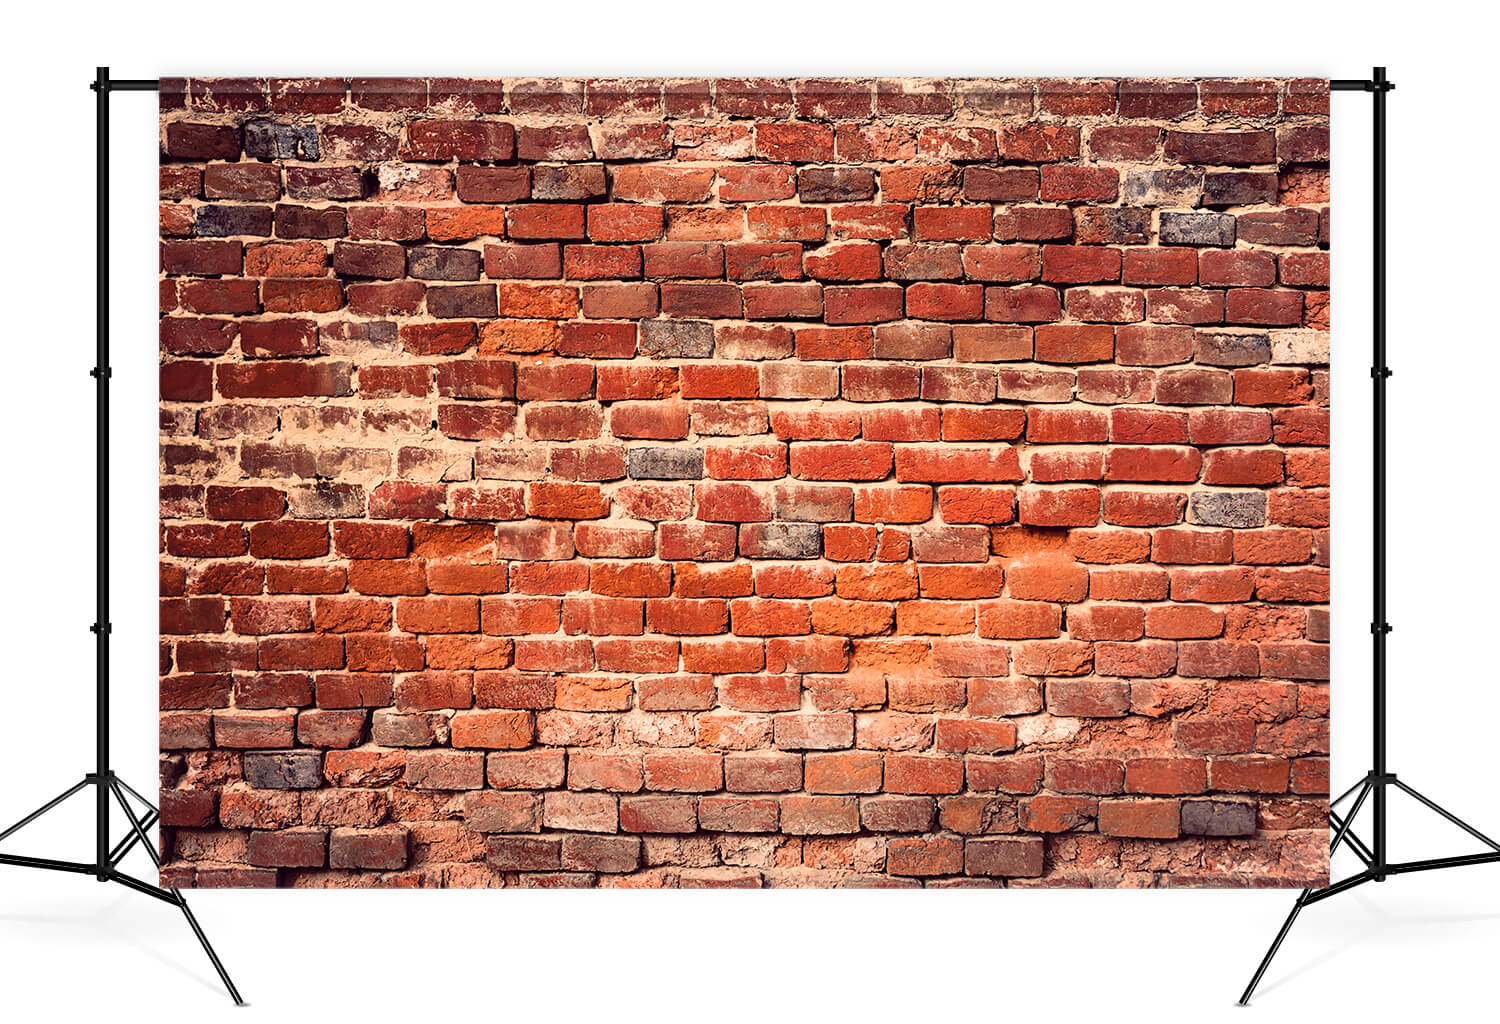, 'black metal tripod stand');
1238,66,1500,1004
0,68,244,1006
